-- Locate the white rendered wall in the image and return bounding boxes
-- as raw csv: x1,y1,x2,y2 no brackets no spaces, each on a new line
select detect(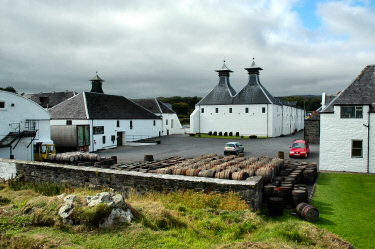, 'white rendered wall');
320,105,373,173
194,104,269,137
190,103,303,137
161,113,184,135
0,91,52,160
51,119,161,152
